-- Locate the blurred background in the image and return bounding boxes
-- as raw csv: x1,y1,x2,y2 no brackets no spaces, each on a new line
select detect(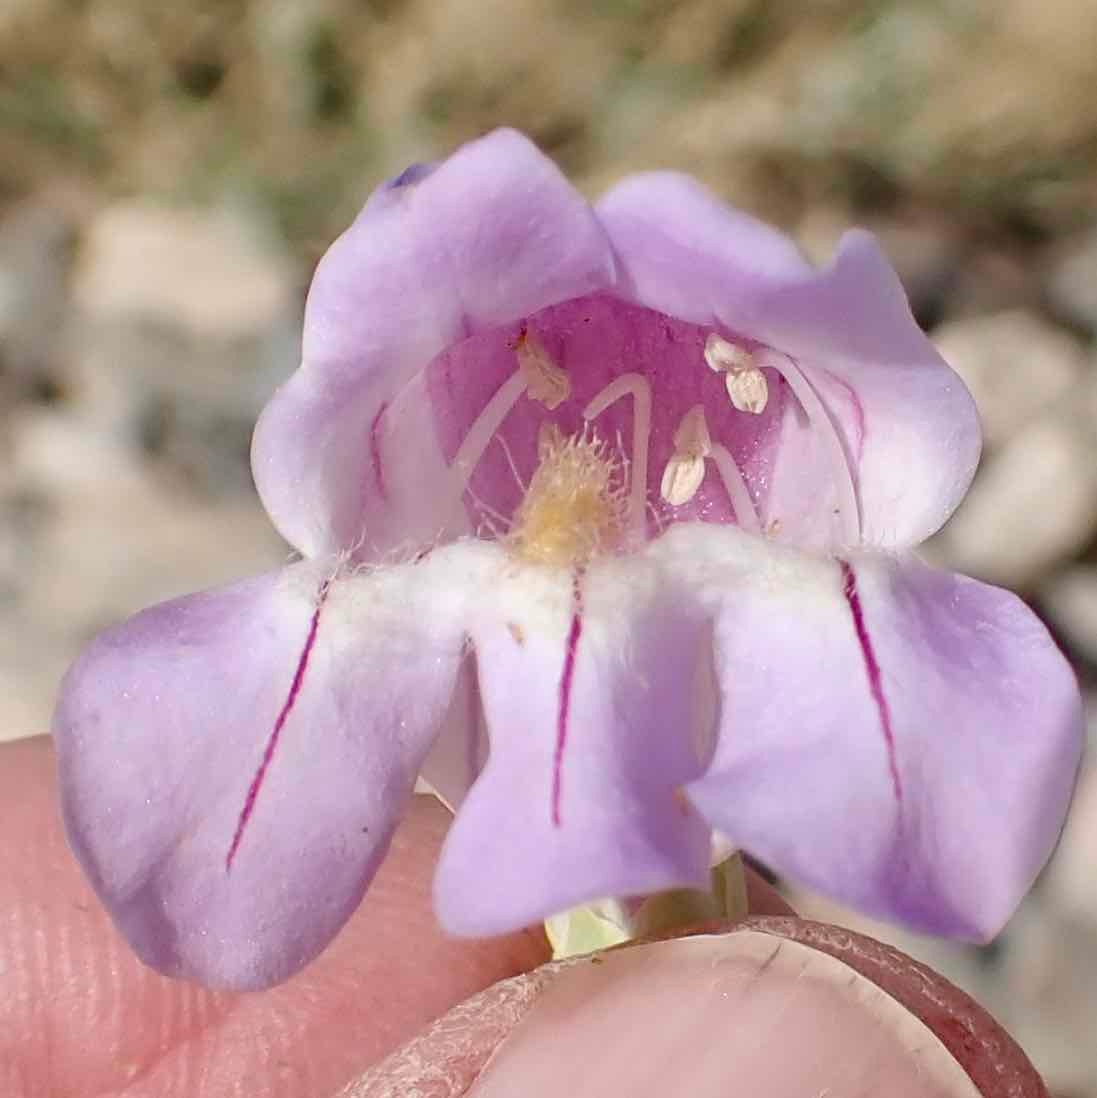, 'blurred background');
1,0,1095,1089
